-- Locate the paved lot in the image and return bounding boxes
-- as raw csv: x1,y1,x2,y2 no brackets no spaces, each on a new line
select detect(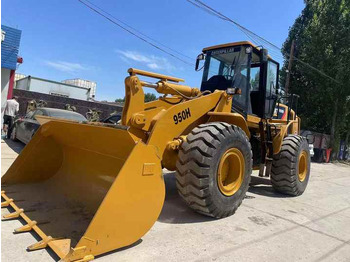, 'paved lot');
1,139,350,262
